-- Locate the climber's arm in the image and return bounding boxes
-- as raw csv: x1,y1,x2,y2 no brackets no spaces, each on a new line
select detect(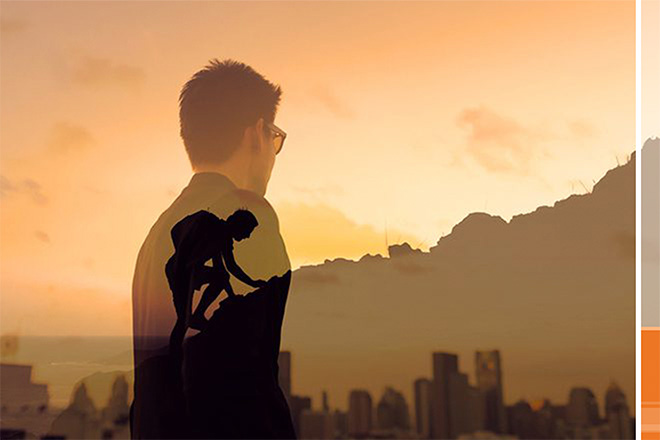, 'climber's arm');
222,240,265,288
